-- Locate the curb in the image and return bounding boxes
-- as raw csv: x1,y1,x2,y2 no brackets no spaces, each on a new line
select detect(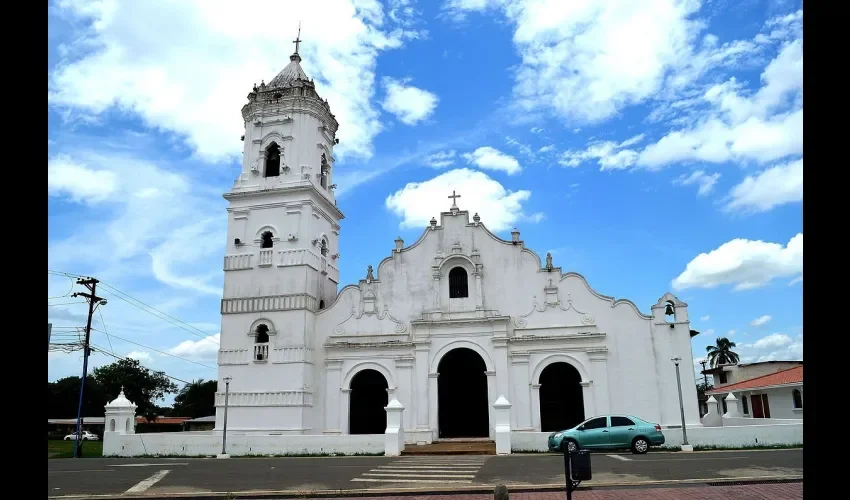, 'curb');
47,474,804,500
